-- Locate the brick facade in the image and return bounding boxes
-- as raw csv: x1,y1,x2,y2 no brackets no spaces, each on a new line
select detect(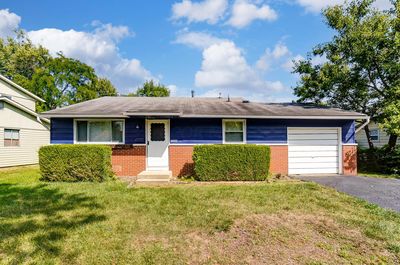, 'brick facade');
269,145,289,175
168,145,289,178
110,144,357,177
111,145,146,176
342,145,357,176
169,145,194,177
